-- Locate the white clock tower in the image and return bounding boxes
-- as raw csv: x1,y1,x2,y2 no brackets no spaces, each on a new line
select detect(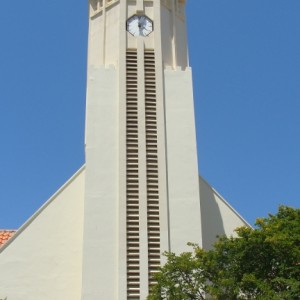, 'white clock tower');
82,0,202,298
0,1,249,300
